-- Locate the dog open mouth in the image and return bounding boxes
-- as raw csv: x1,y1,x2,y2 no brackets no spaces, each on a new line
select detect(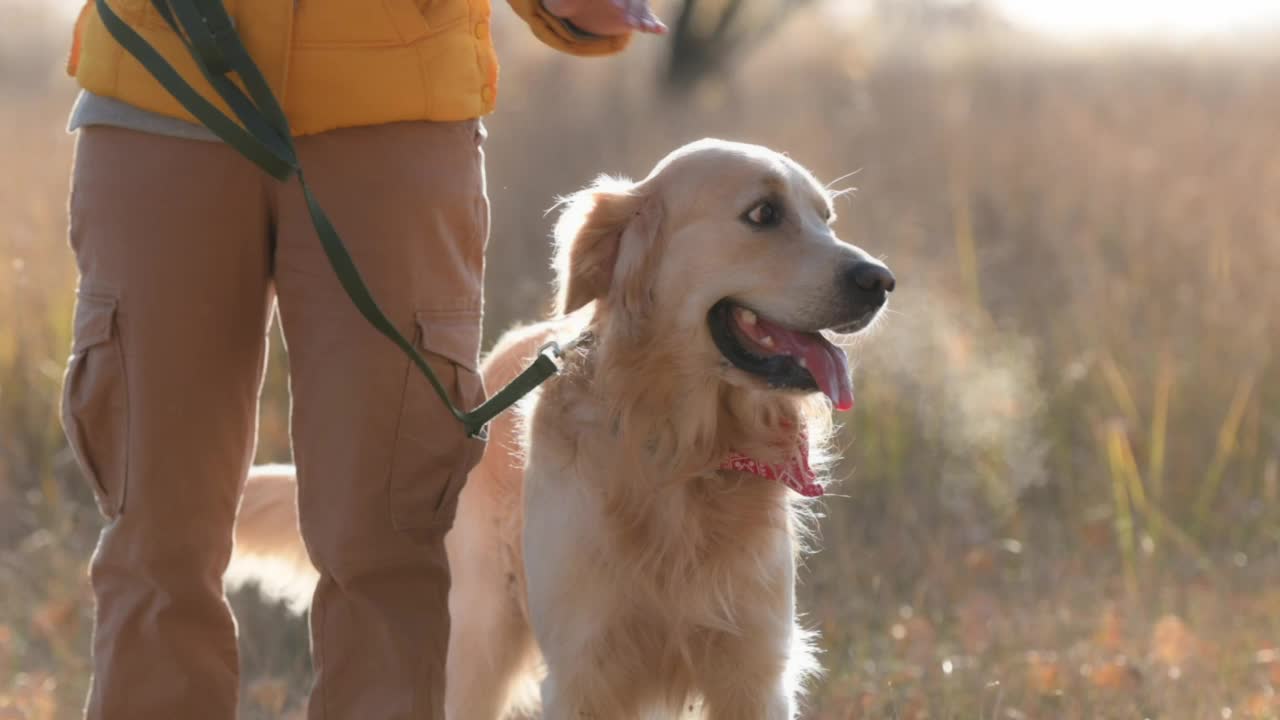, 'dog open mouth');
708,300,853,411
